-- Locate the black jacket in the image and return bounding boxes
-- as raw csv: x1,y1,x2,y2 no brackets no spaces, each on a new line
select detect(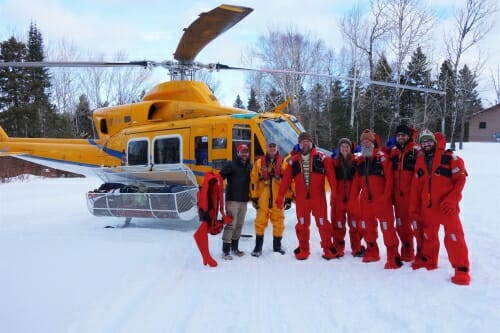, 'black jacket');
220,157,252,202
